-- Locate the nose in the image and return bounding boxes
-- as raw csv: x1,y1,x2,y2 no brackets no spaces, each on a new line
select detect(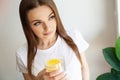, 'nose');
43,22,50,31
